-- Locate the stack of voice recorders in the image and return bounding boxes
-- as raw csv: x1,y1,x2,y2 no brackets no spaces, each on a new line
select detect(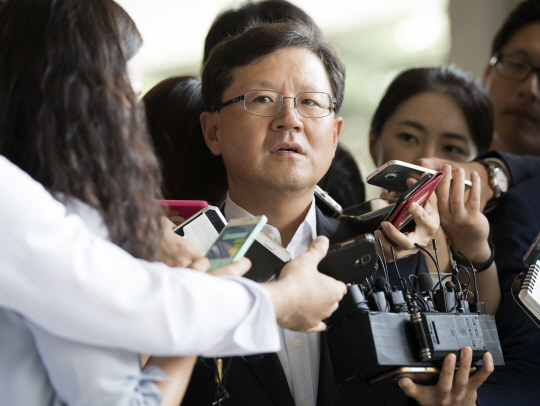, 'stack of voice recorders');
321,234,504,386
